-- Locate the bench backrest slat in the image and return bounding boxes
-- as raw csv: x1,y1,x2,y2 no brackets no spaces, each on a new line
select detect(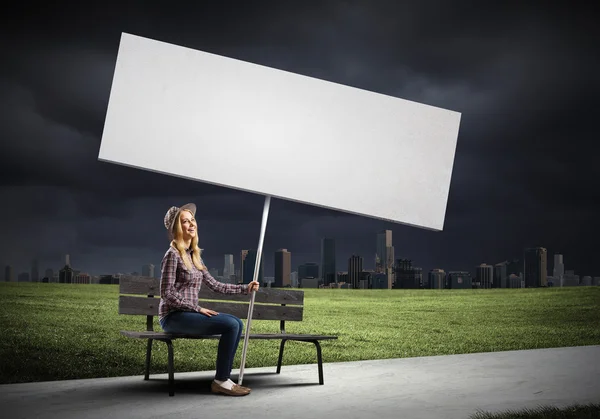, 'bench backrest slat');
199,301,302,321
120,276,160,296
119,296,160,316
119,296,302,321
198,287,303,305
119,275,304,305
119,275,160,295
